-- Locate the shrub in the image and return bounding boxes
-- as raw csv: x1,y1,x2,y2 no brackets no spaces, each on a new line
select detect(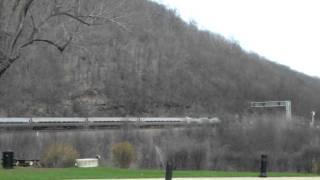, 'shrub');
312,161,320,174
112,142,135,168
42,143,79,168
297,145,320,172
